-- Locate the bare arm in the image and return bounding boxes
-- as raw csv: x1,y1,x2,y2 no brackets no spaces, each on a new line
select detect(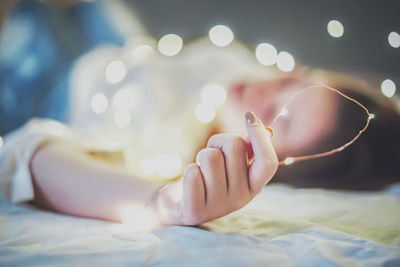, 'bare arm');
30,141,165,222
29,112,278,225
